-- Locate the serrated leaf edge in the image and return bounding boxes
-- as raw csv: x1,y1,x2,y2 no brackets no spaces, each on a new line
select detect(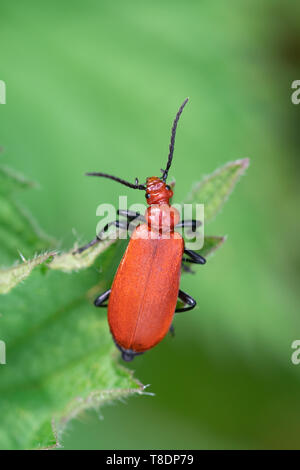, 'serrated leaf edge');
184,158,250,223
39,370,146,450
0,252,56,294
